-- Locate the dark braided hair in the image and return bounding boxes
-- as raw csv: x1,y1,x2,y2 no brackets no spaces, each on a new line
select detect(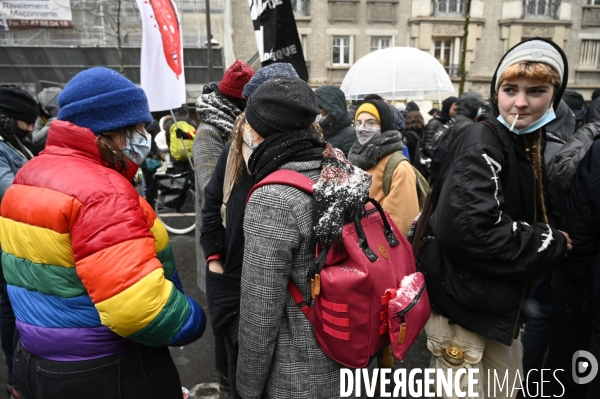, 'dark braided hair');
523,131,548,224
